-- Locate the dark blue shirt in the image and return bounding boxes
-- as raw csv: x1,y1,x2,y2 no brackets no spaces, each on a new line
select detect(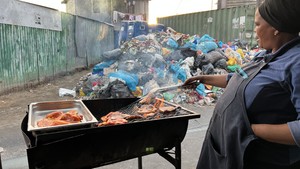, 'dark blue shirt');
243,37,300,147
